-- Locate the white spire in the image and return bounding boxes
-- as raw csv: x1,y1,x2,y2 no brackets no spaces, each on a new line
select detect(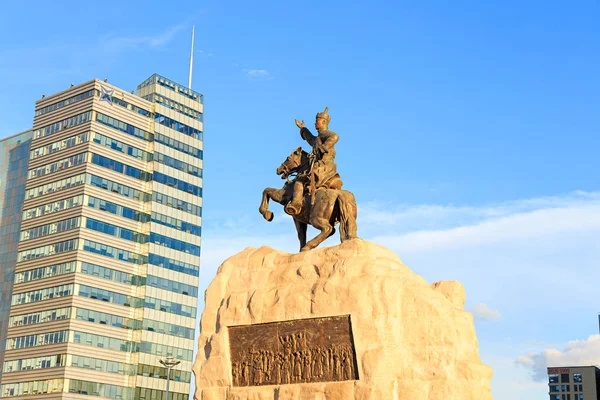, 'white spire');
188,25,195,89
